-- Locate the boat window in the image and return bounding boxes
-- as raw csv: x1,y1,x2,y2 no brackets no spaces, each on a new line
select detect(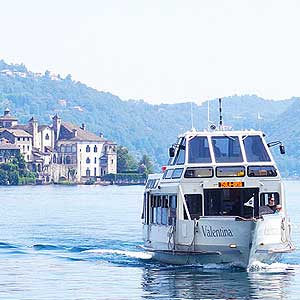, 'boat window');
146,193,151,224
211,136,243,163
184,167,213,178
172,168,184,179
152,196,161,225
169,195,177,209
168,195,177,225
151,180,157,189
146,179,156,189
173,138,186,165
150,196,155,223
188,136,212,163
141,193,146,221
248,166,277,177
146,180,152,189
243,135,271,162
204,188,259,218
142,193,150,225
161,196,169,225
149,195,176,226
163,169,173,179
145,180,150,188
149,180,154,189
260,192,279,206
216,166,245,177
184,194,203,220
168,137,179,165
